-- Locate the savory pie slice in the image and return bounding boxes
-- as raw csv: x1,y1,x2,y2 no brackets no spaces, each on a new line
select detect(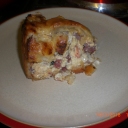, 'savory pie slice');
21,14,100,84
